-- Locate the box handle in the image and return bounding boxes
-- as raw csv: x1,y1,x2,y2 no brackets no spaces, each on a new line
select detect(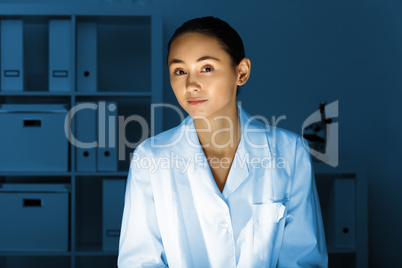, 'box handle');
53,70,68,78
4,70,20,77
23,119,42,127
23,199,42,207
